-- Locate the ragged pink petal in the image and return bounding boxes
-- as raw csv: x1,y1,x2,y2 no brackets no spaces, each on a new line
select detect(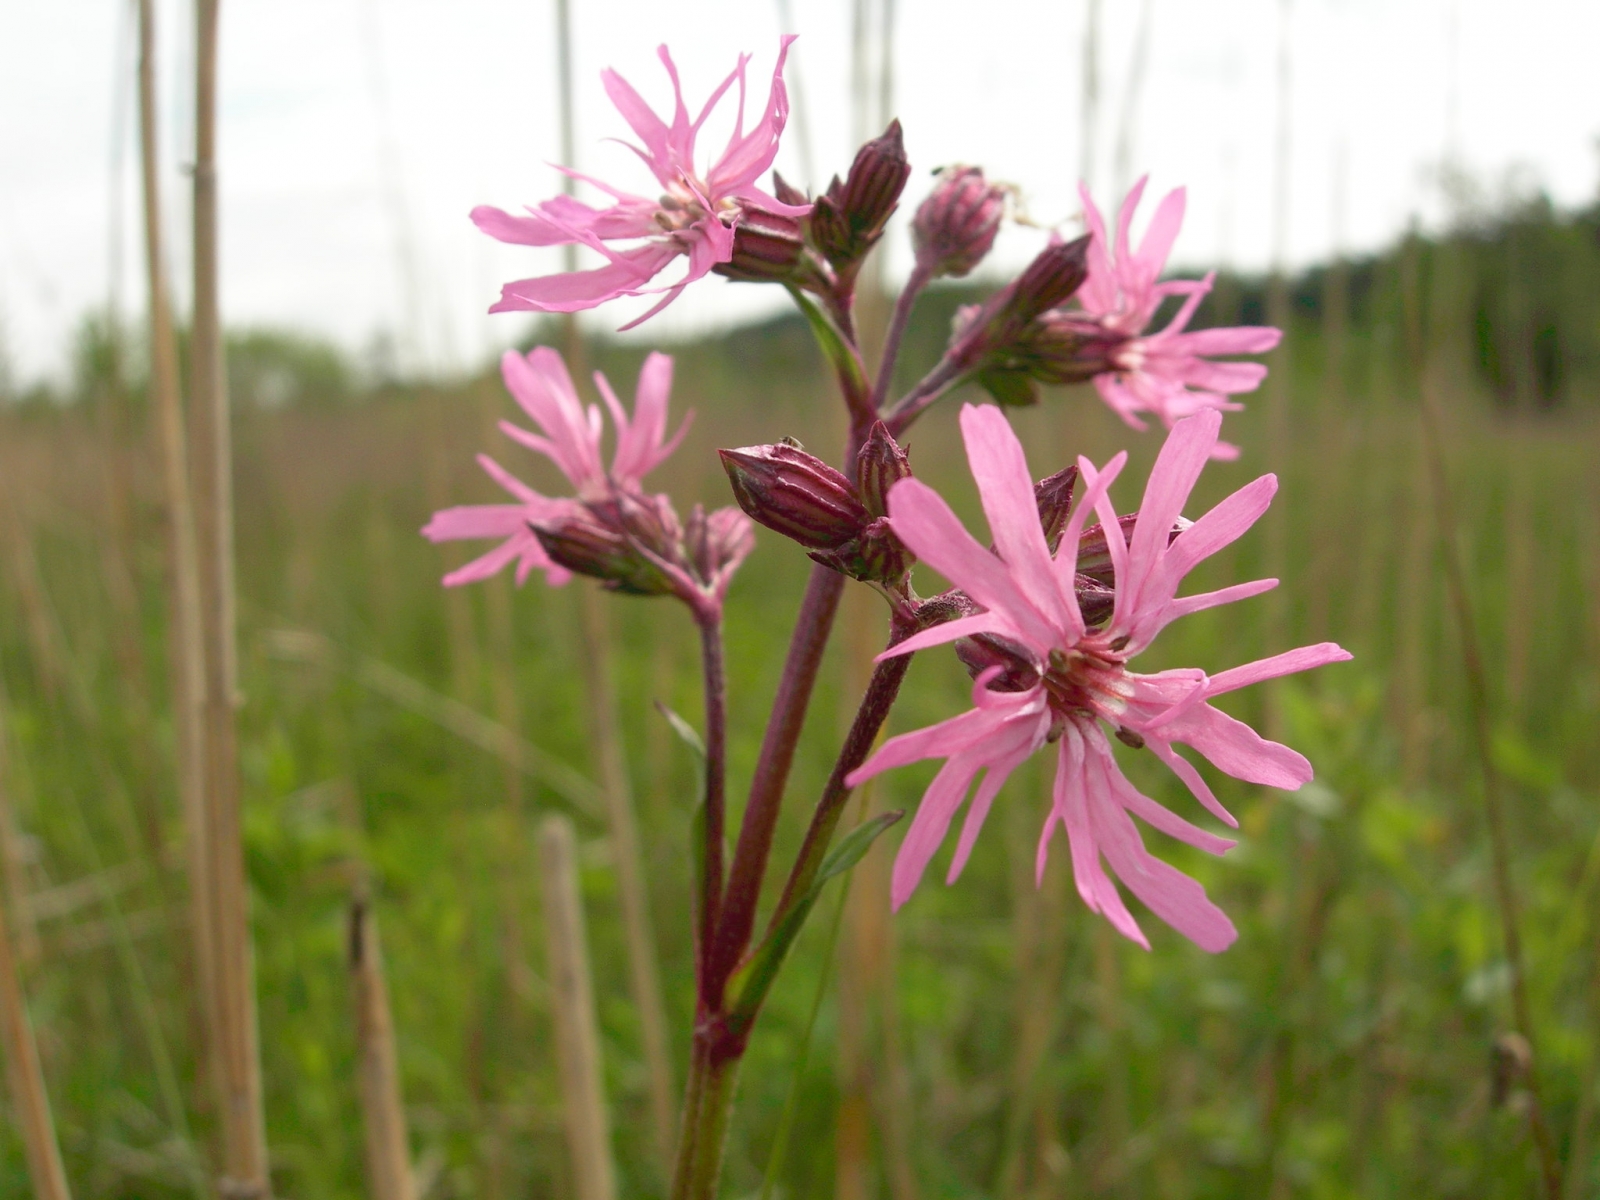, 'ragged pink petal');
886,477,1060,652
489,242,682,315
1163,701,1314,791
